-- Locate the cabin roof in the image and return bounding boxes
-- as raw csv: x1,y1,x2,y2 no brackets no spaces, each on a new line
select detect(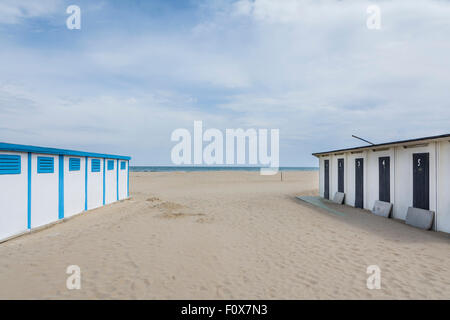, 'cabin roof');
312,133,450,157
0,142,131,160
